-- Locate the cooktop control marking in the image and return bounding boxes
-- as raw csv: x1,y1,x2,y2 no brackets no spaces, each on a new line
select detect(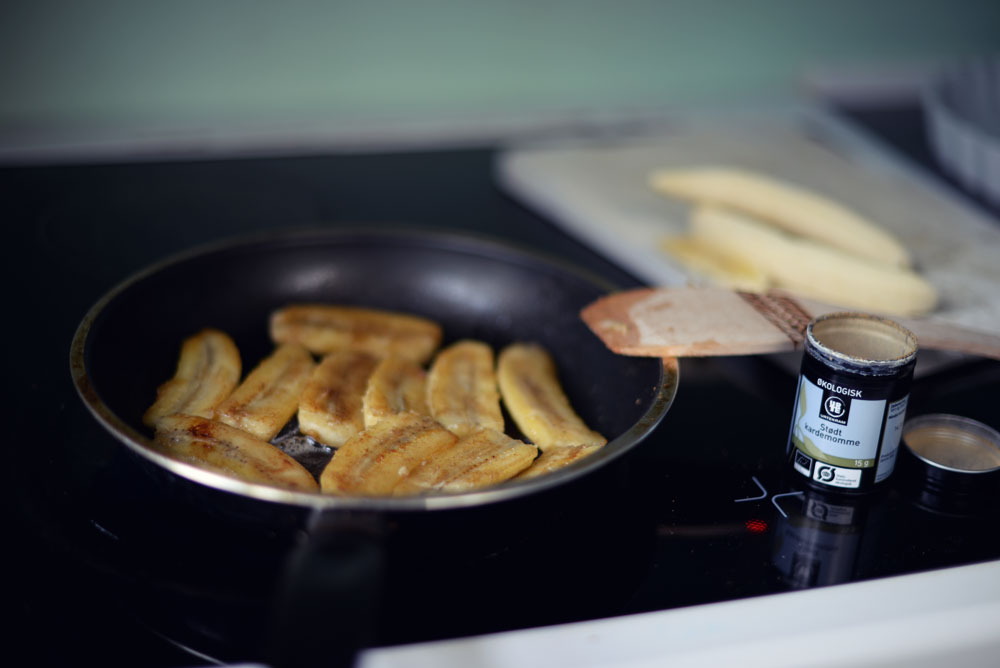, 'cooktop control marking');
771,491,805,518
733,475,768,503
